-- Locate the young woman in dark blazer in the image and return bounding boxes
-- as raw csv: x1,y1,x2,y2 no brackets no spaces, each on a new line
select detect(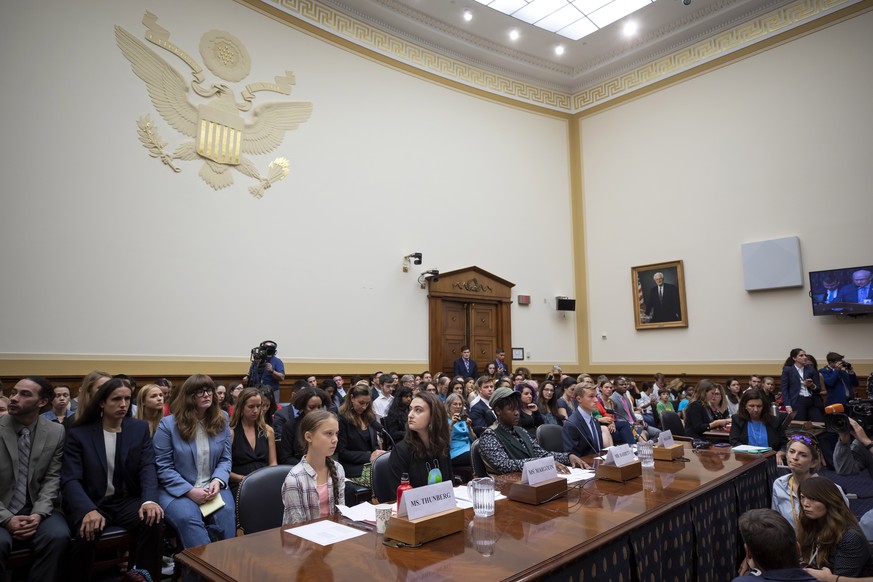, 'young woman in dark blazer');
729,389,787,461
336,383,387,484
